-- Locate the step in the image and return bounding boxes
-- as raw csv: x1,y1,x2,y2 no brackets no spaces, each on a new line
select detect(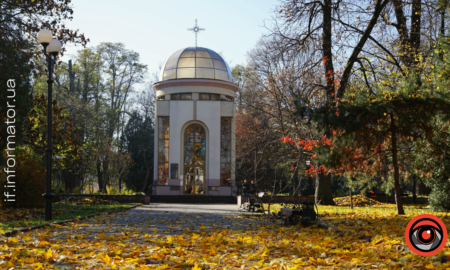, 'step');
153,195,237,204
